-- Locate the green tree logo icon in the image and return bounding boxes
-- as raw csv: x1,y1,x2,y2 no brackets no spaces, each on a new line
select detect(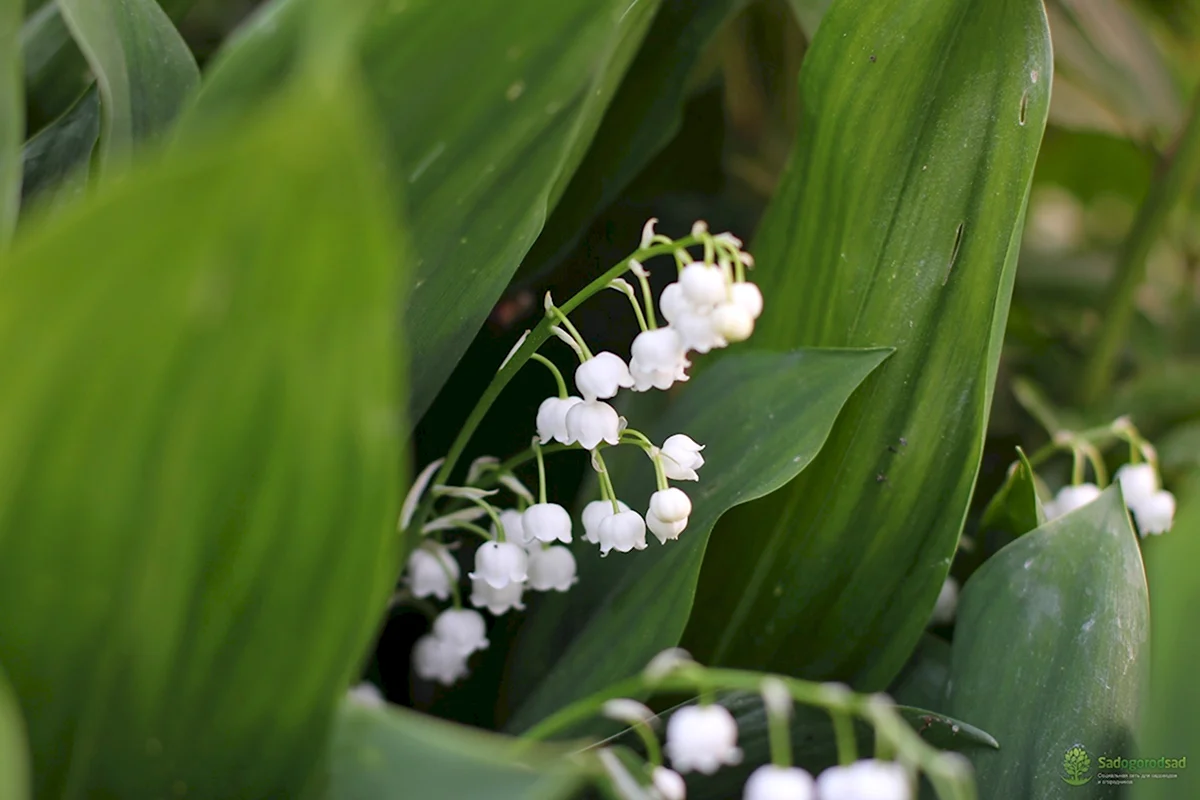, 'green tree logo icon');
1062,744,1093,786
